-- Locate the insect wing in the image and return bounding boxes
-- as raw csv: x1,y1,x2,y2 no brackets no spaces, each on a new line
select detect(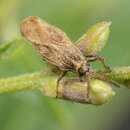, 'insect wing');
20,16,74,68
